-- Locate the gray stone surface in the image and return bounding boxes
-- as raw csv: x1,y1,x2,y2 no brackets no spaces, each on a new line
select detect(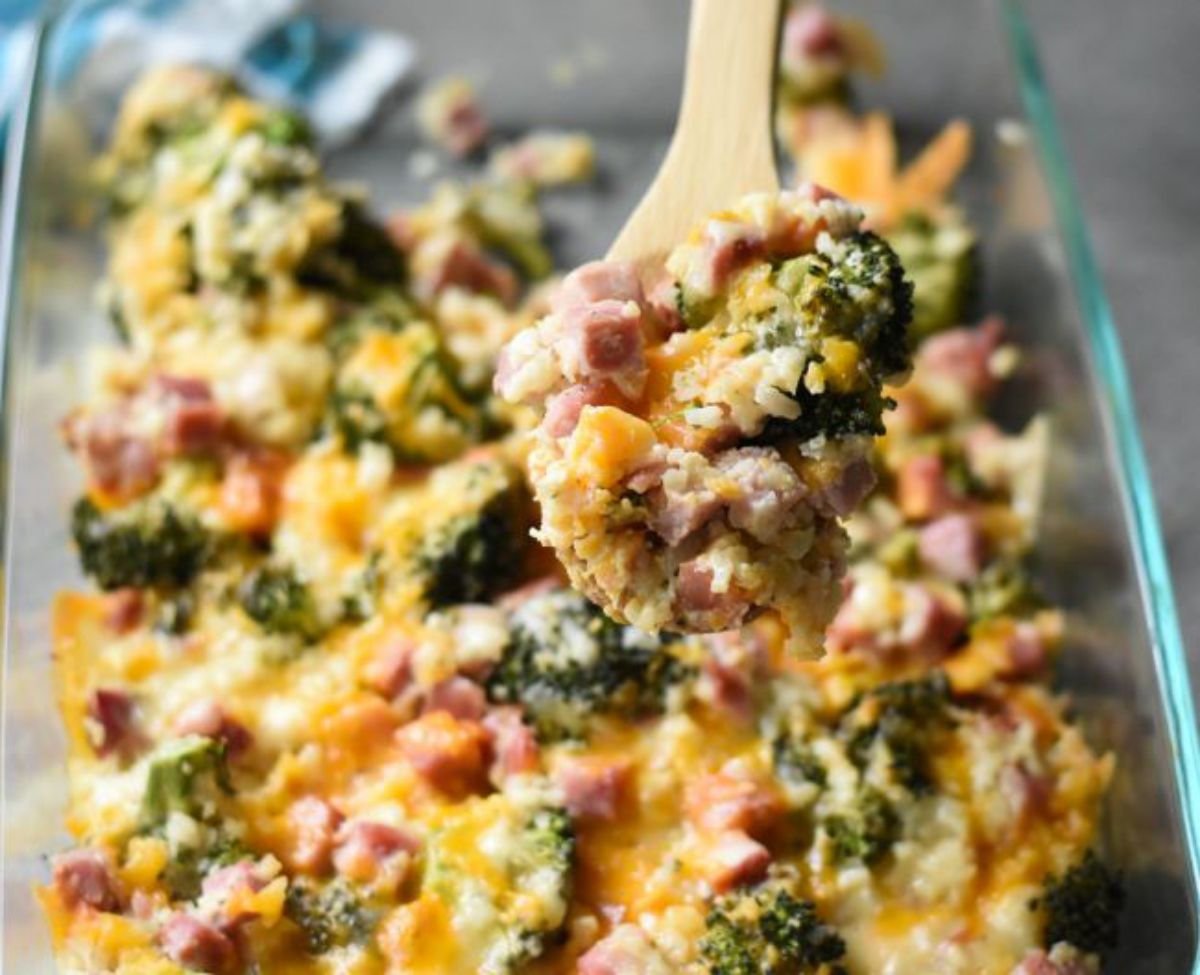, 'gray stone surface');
1022,1,1200,664
324,0,1200,661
